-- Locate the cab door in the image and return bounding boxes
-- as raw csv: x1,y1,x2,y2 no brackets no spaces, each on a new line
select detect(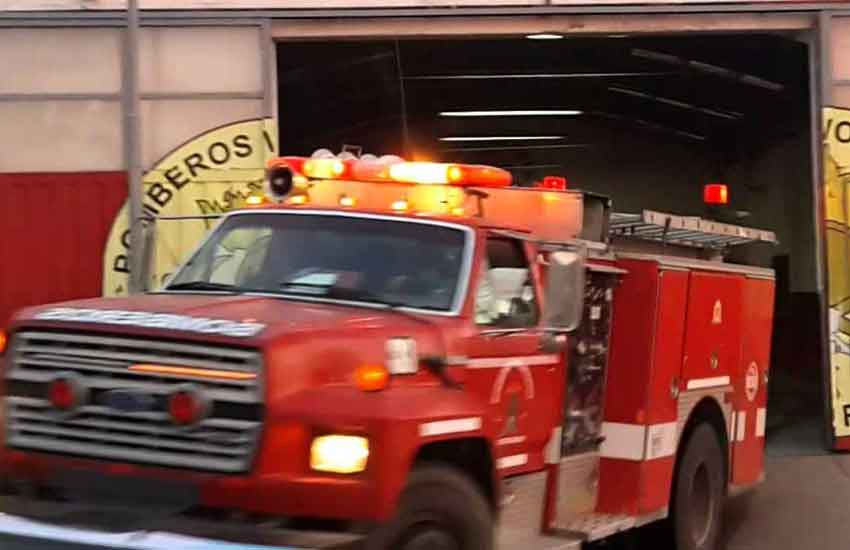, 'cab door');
464,235,563,474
